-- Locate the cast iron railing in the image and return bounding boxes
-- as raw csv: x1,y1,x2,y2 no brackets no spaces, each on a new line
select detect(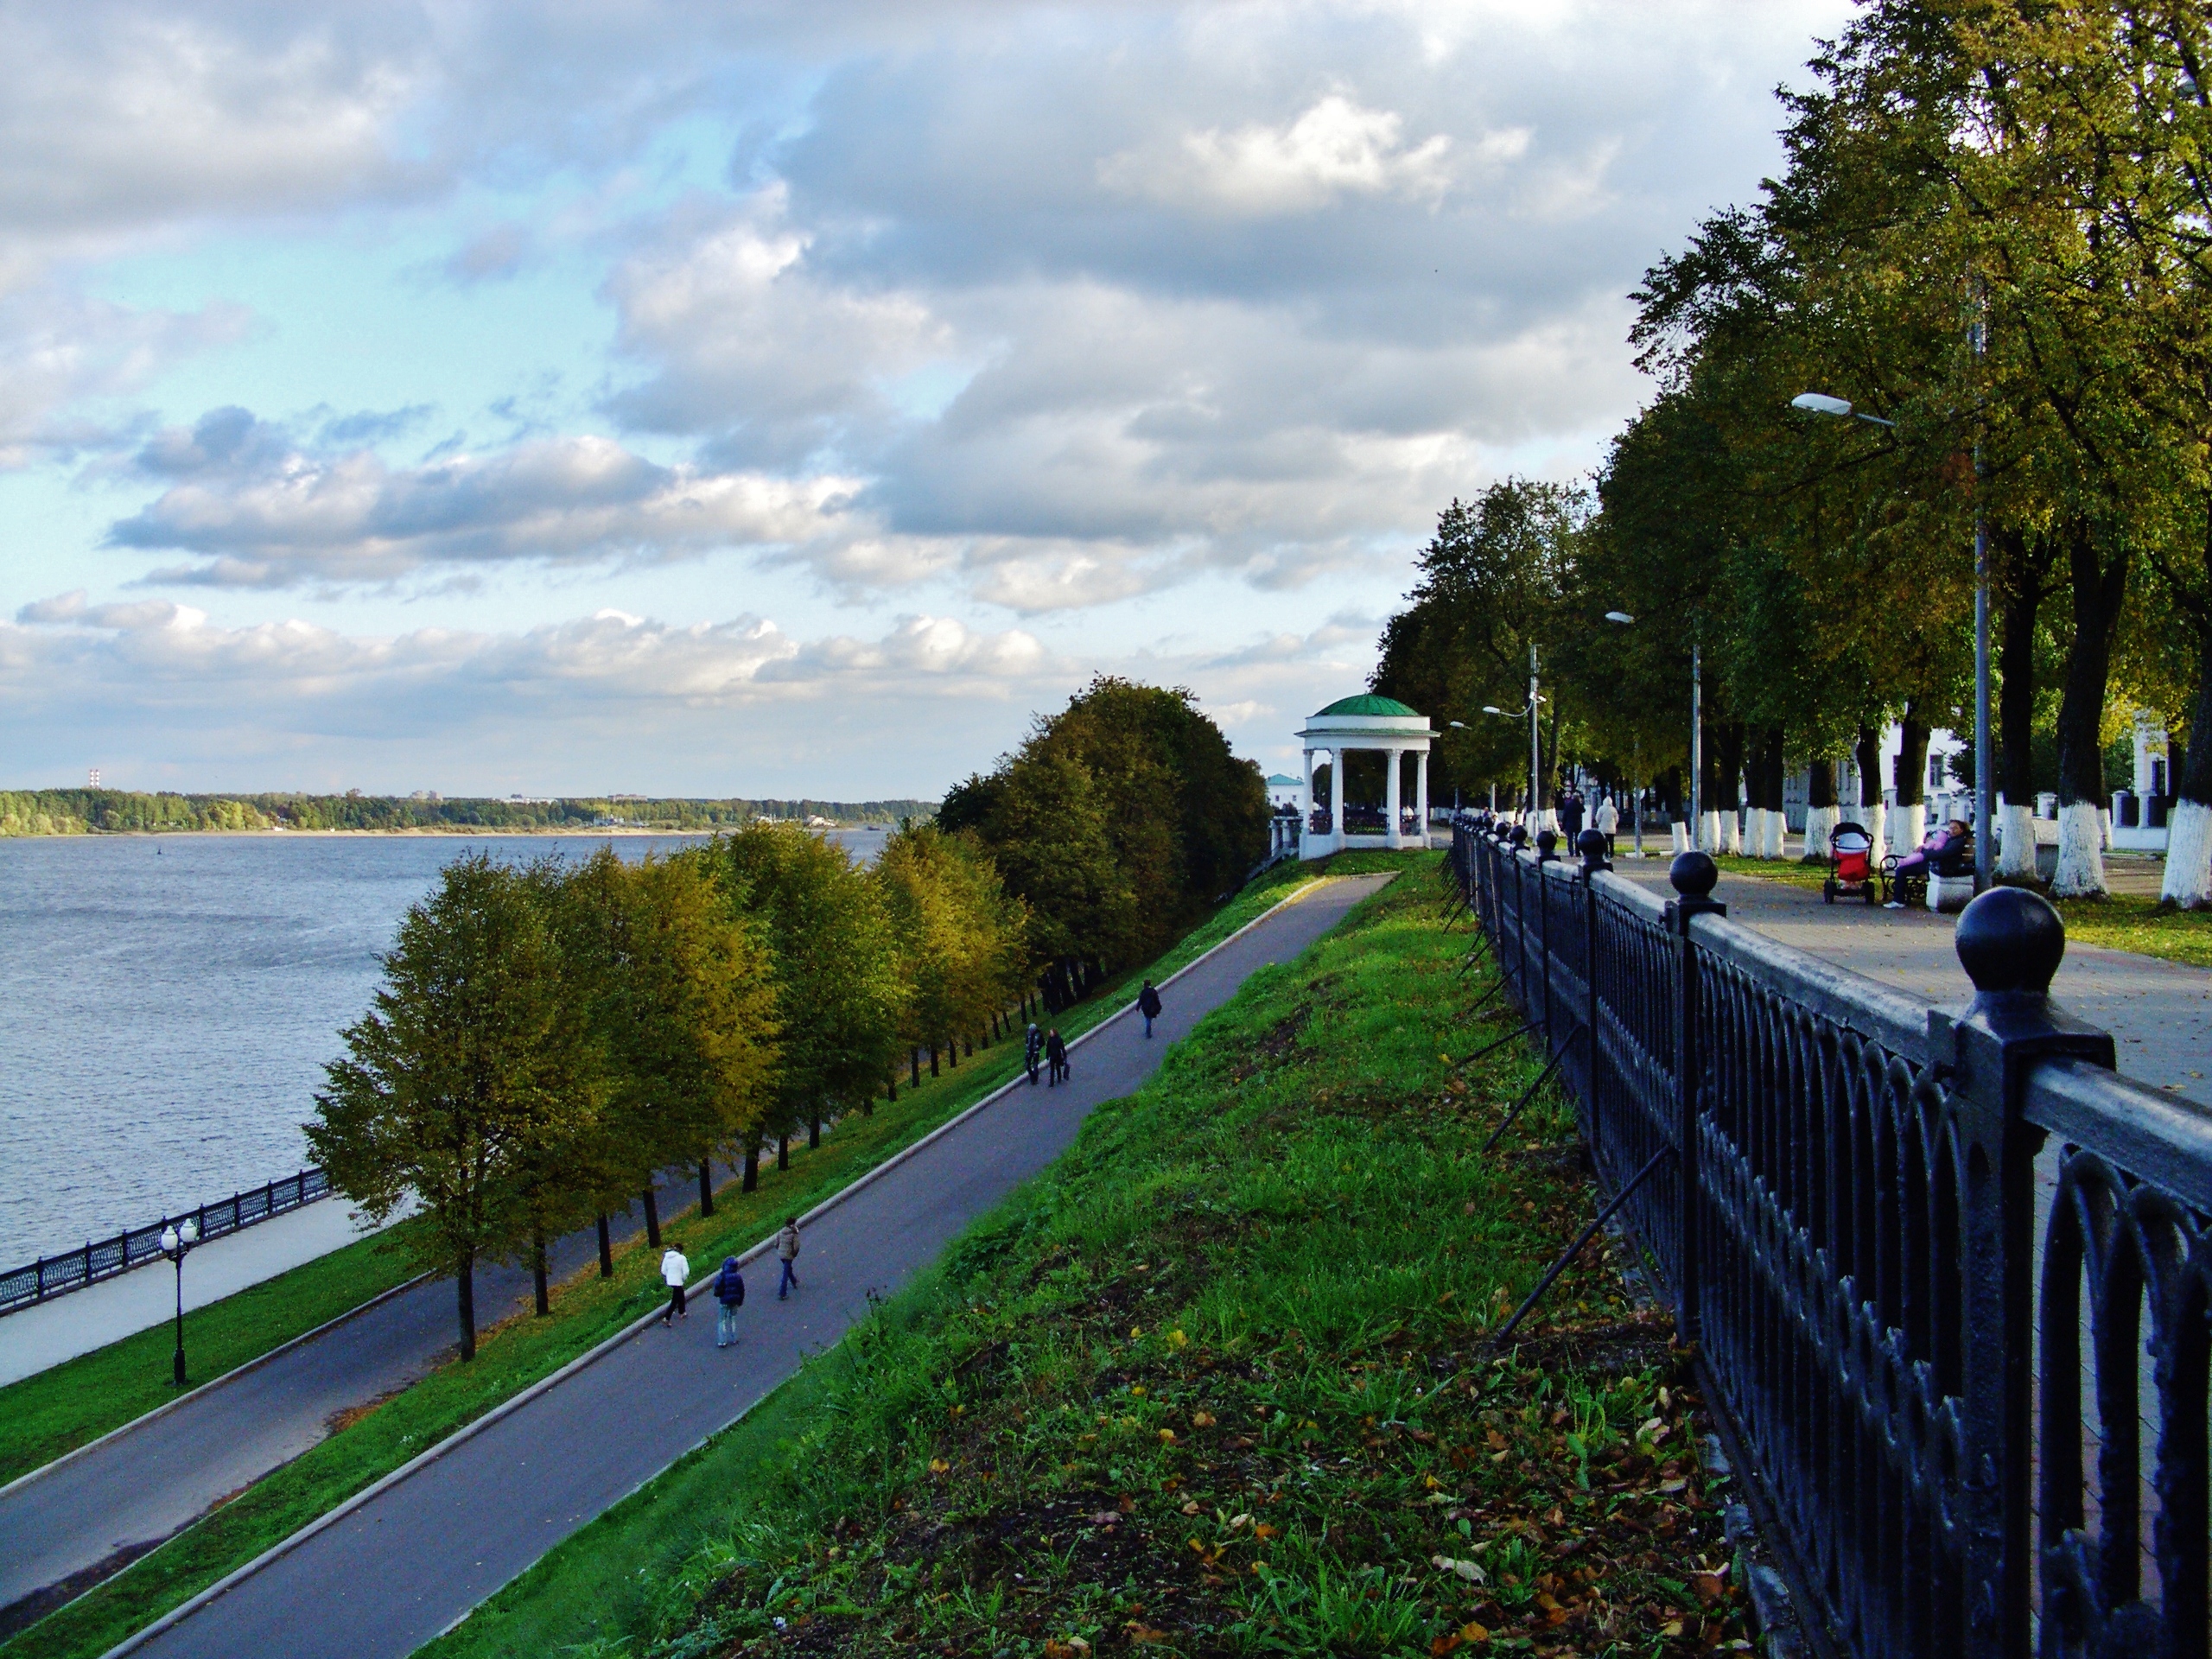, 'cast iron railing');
1448,815,2210,1659
0,1167,333,1317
